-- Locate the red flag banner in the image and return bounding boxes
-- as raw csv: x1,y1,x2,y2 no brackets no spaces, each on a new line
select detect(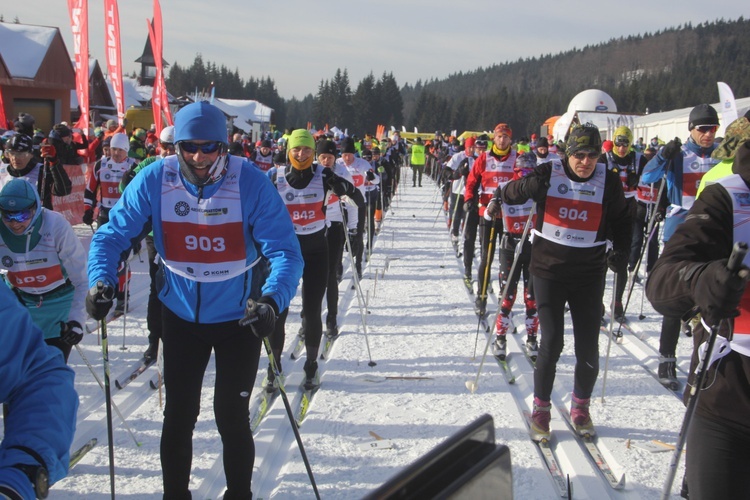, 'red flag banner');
104,0,125,125
147,20,162,135
153,0,172,125
0,87,7,128
52,163,86,225
67,0,89,132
